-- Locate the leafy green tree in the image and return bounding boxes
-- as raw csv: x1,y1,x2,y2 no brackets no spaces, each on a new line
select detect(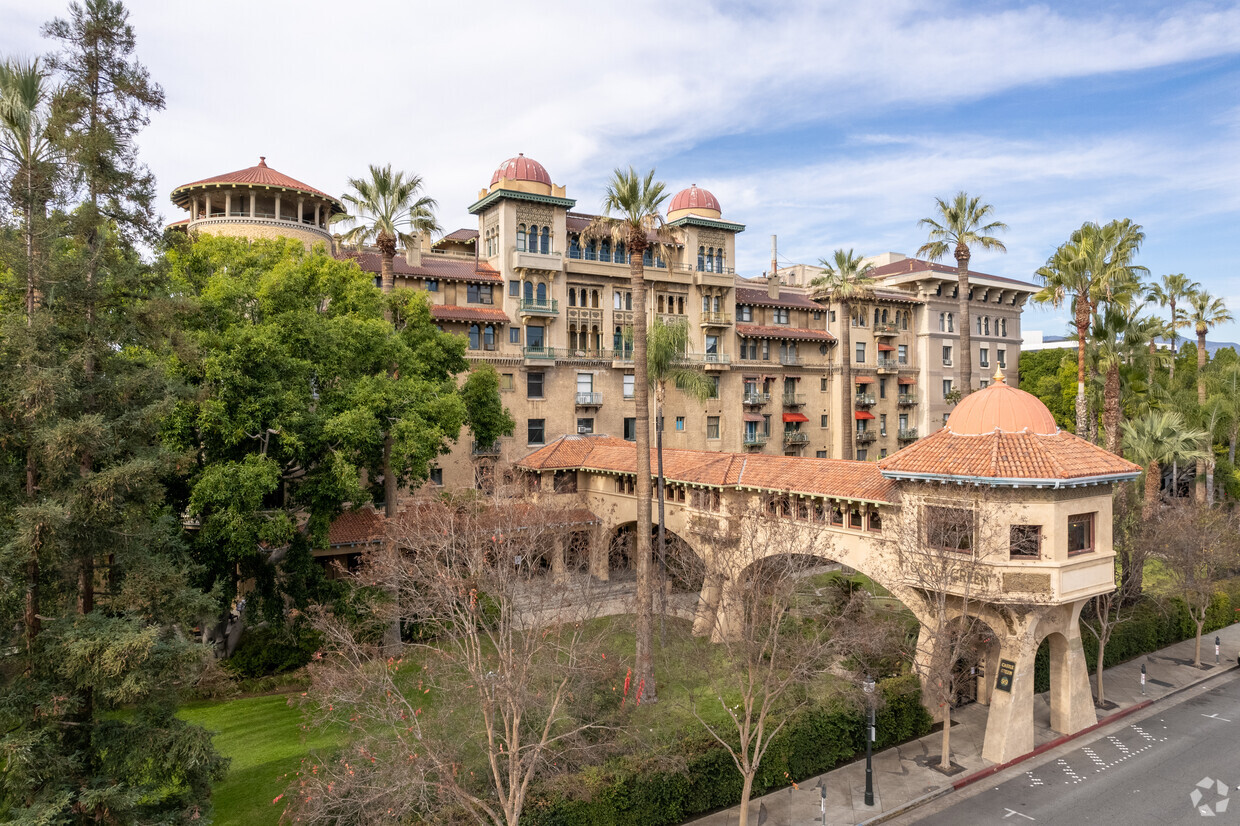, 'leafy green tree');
811,248,876,458
917,192,1007,396
580,167,673,701
335,163,439,299
459,362,515,450
1188,290,1232,502
1121,410,1208,520
1146,273,1199,383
